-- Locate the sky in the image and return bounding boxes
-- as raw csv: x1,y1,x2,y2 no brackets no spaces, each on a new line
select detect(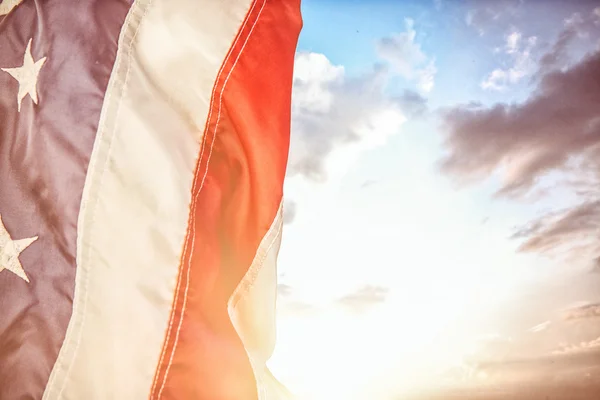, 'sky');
268,1,600,399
